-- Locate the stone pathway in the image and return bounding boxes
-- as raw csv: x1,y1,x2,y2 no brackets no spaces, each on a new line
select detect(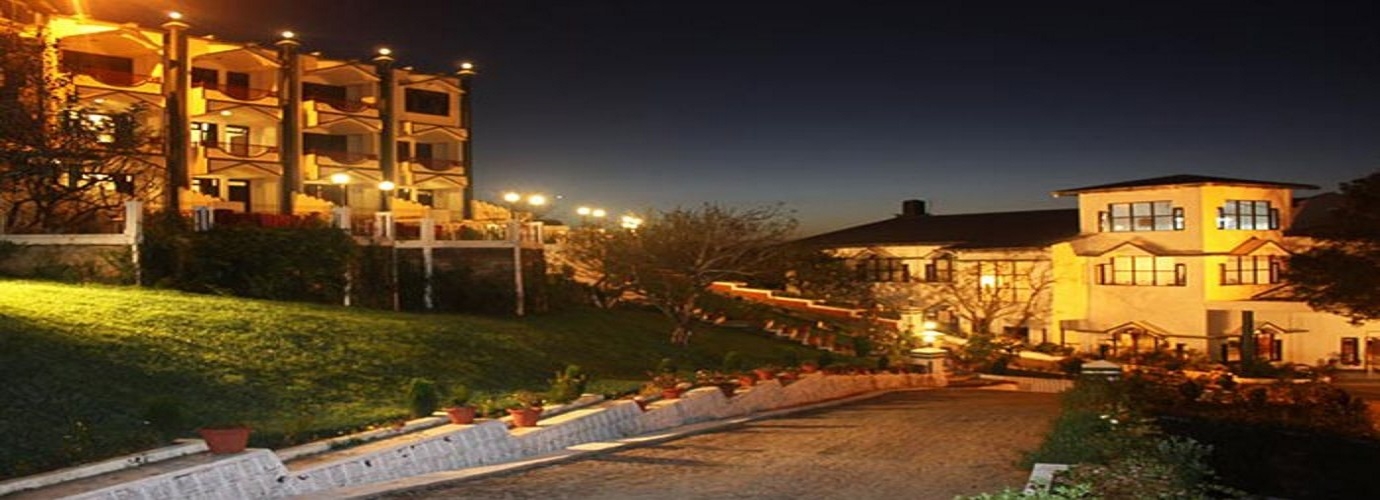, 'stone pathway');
384,389,1060,499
